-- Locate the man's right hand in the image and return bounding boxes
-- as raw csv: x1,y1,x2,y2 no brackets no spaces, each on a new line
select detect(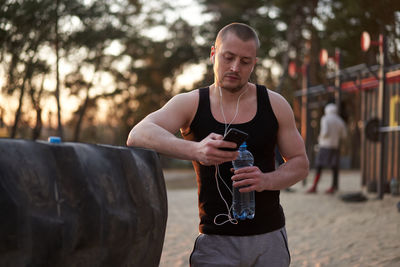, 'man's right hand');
196,133,238,166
